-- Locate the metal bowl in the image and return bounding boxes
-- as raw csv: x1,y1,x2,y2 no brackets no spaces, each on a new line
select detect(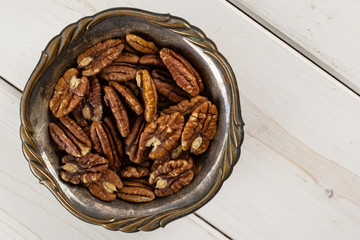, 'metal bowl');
20,8,244,232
